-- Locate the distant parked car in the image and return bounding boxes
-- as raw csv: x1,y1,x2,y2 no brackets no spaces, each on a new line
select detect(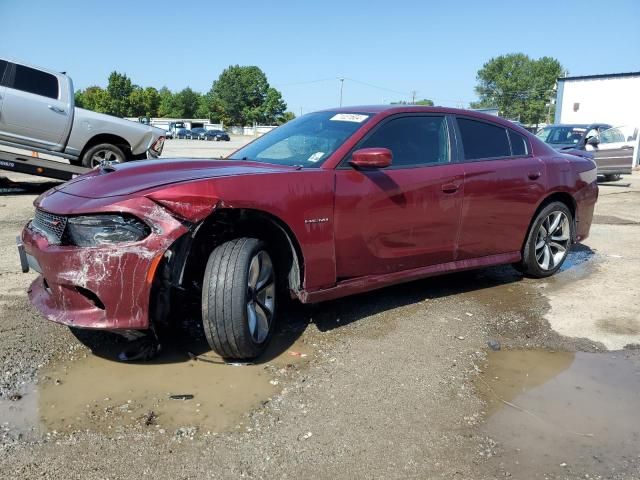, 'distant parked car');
201,129,230,141
190,127,208,139
535,123,634,181
175,128,192,139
